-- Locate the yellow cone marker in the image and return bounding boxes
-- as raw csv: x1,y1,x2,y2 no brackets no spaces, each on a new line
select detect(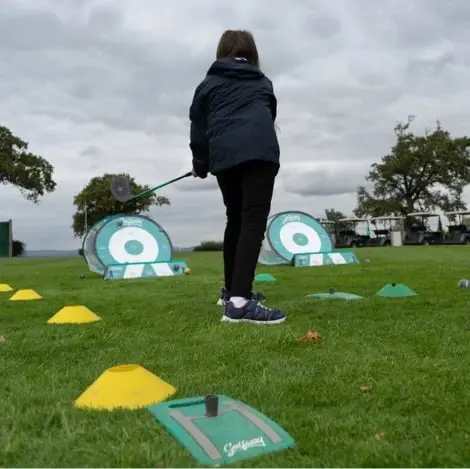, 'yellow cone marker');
74,364,176,410
47,305,101,325
0,284,13,293
9,289,42,301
